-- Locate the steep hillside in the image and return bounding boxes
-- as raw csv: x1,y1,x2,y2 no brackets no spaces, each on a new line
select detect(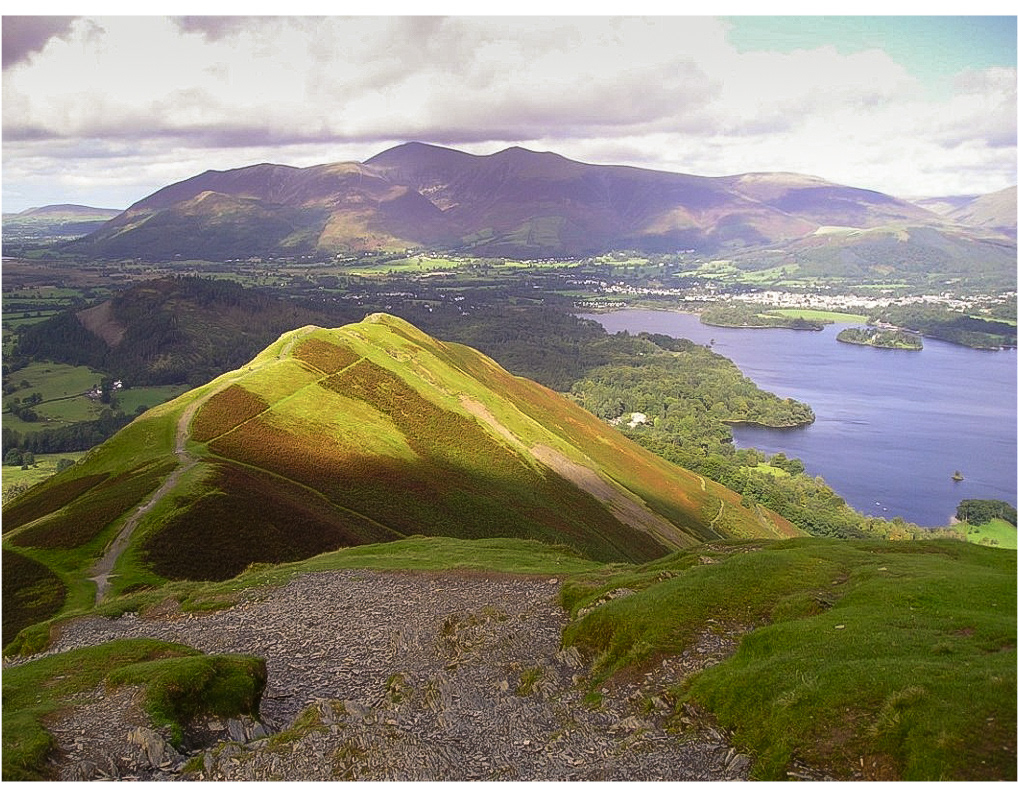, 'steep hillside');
2,314,800,642
14,276,362,385
947,186,1017,238
913,187,1016,238
62,142,1003,262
